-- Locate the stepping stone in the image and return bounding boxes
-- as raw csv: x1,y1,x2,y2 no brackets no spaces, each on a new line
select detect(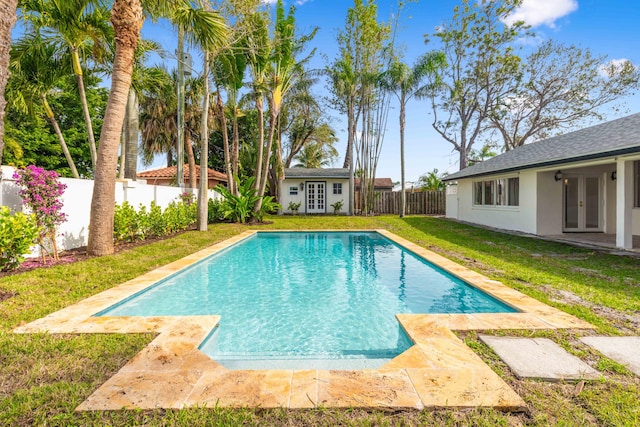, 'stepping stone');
580,336,640,377
479,335,601,382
